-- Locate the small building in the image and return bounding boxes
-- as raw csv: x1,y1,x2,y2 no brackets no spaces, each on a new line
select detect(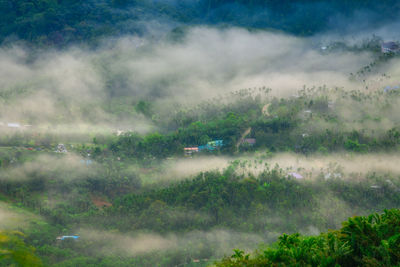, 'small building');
191,140,224,153
208,140,223,146
56,144,68,153
56,235,80,241
384,85,400,93
206,140,223,150
241,138,256,146
287,172,303,179
7,123,21,128
184,147,198,156
381,42,400,53
324,172,342,179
